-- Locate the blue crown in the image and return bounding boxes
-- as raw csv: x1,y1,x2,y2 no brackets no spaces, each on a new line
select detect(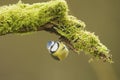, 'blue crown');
47,41,55,50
